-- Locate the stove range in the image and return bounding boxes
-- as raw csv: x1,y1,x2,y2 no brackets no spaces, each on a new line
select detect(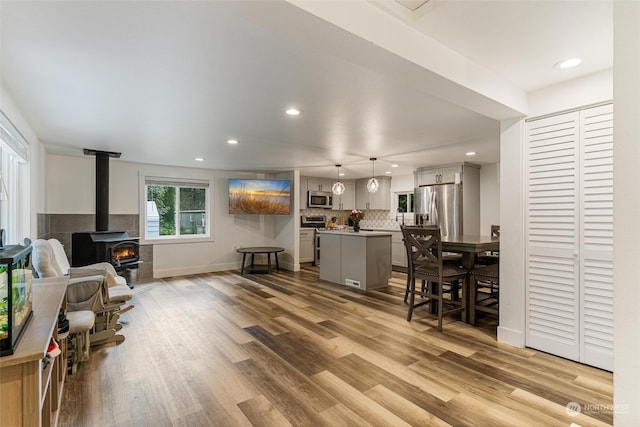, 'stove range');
301,215,326,228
